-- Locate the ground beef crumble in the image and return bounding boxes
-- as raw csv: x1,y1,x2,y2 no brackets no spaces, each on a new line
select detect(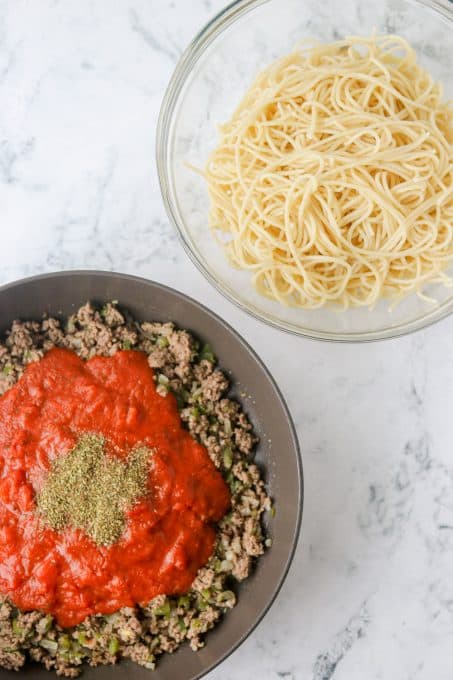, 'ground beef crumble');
0,302,271,676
